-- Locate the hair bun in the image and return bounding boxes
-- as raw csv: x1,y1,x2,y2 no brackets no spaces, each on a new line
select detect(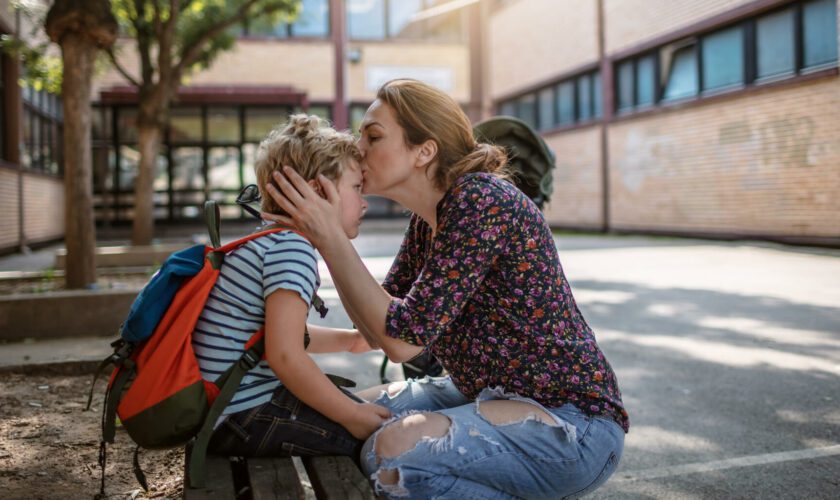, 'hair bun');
285,114,323,139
